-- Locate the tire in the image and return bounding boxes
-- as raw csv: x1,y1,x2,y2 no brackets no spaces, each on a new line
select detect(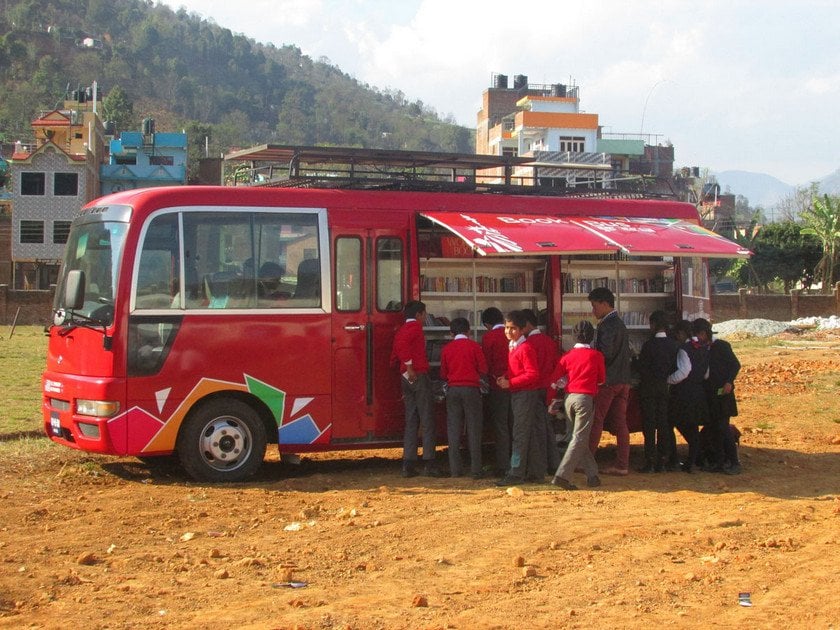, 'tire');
177,398,267,482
